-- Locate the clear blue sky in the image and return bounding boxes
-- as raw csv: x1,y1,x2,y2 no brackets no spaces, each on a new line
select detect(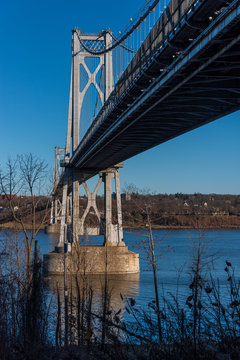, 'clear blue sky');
0,0,239,194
